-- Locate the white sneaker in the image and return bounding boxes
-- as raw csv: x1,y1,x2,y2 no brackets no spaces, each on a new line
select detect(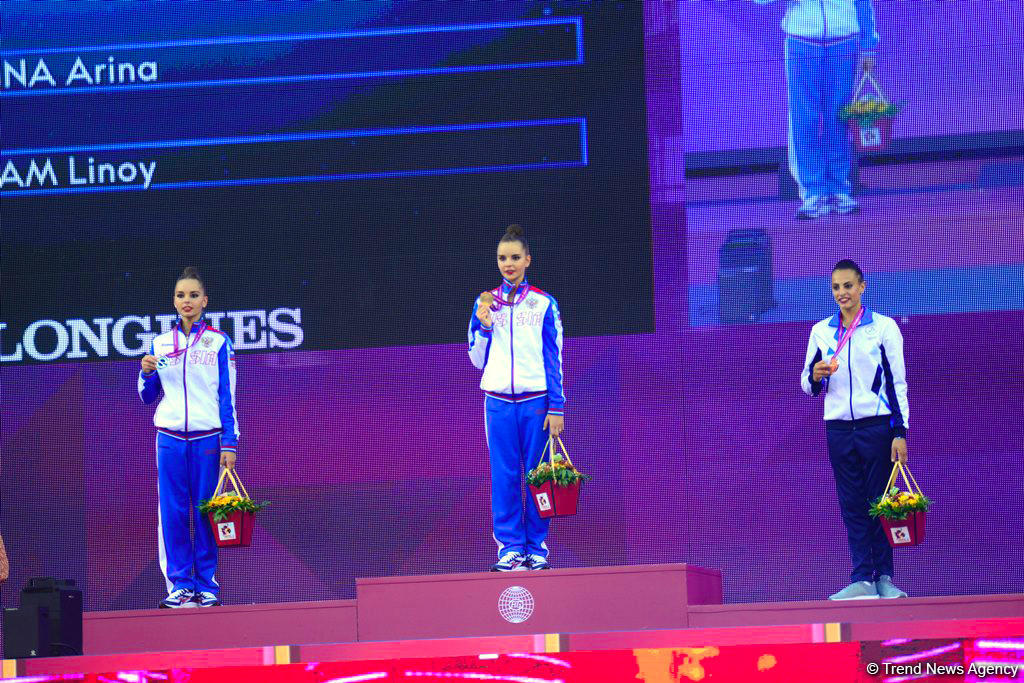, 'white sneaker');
834,193,861,215
490,552,527,572
524,554,550,570
195,591,222,607
159,588,196,609
796,195,831,220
